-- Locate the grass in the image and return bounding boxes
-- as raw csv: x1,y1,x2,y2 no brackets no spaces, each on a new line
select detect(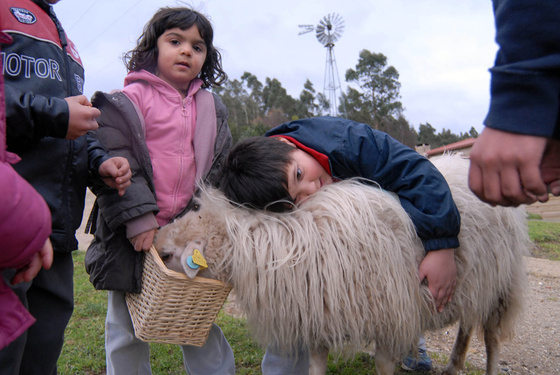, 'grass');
57,219,560,374
57,252,424,374
528,219,560,261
